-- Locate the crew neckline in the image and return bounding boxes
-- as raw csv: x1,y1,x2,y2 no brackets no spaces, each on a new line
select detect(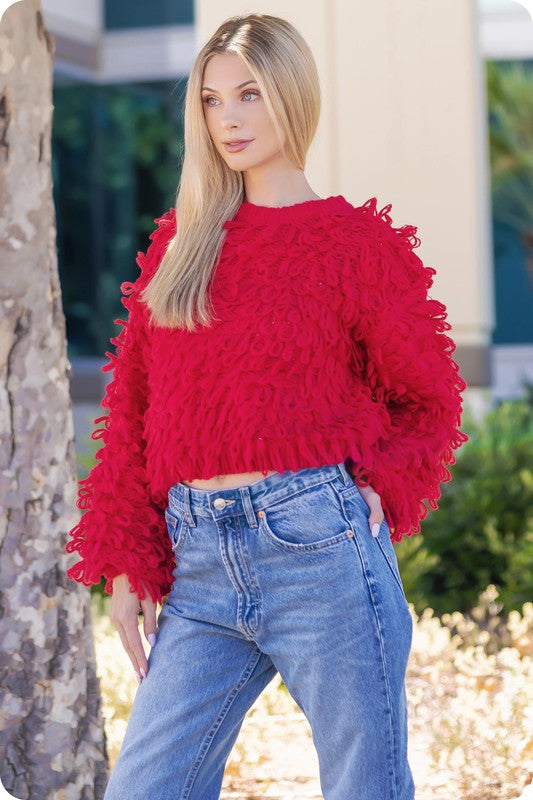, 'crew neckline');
224,194,353,226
